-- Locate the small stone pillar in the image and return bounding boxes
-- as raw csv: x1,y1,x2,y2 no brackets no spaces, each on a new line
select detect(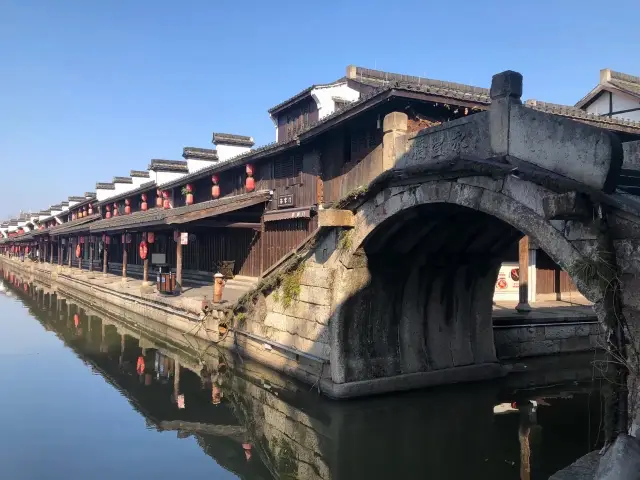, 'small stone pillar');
516,236,532,312
382,111,408,171
489,70,523,156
